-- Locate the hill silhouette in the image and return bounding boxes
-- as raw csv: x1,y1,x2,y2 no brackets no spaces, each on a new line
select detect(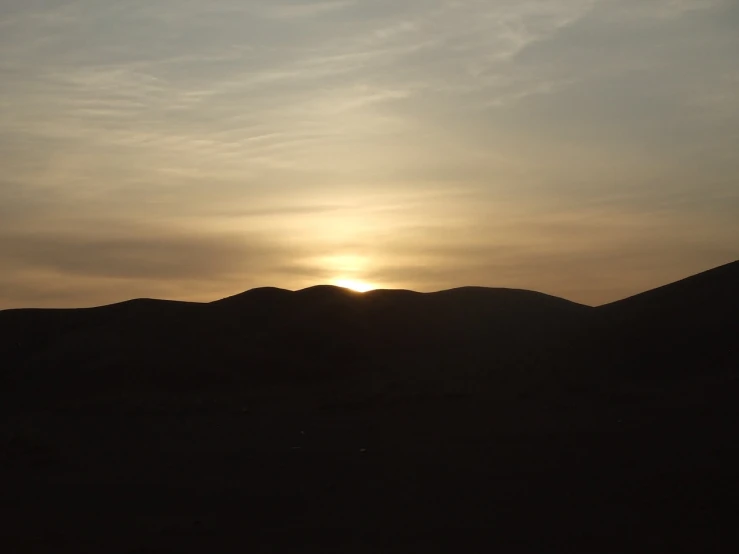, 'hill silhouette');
1,283,591,395
1,260,738,552
591,260,739,375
